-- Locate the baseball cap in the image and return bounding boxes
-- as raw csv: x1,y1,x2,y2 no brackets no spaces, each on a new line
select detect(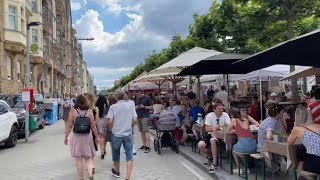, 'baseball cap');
270,92,277,97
